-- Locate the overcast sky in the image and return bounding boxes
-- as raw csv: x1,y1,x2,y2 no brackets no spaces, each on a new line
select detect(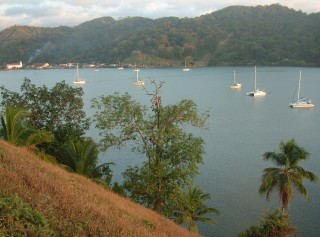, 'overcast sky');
0,0,319,30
